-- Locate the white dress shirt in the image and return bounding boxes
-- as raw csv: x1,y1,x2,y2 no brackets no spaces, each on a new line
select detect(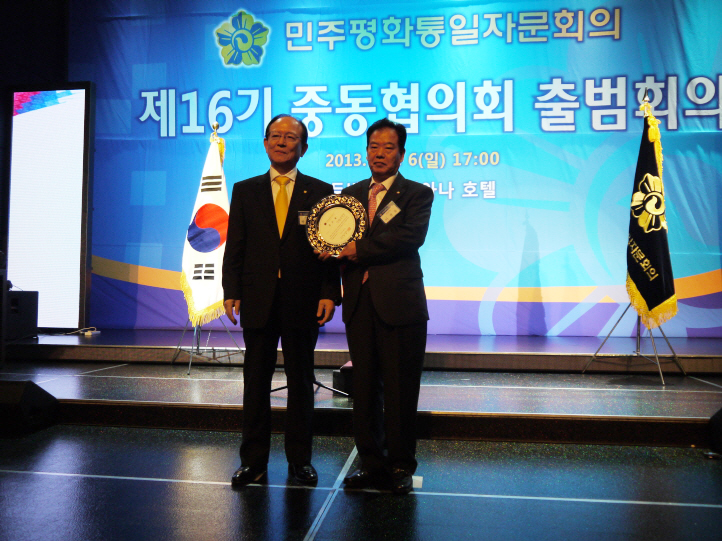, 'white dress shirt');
368,173,397,208
270,166,297,203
